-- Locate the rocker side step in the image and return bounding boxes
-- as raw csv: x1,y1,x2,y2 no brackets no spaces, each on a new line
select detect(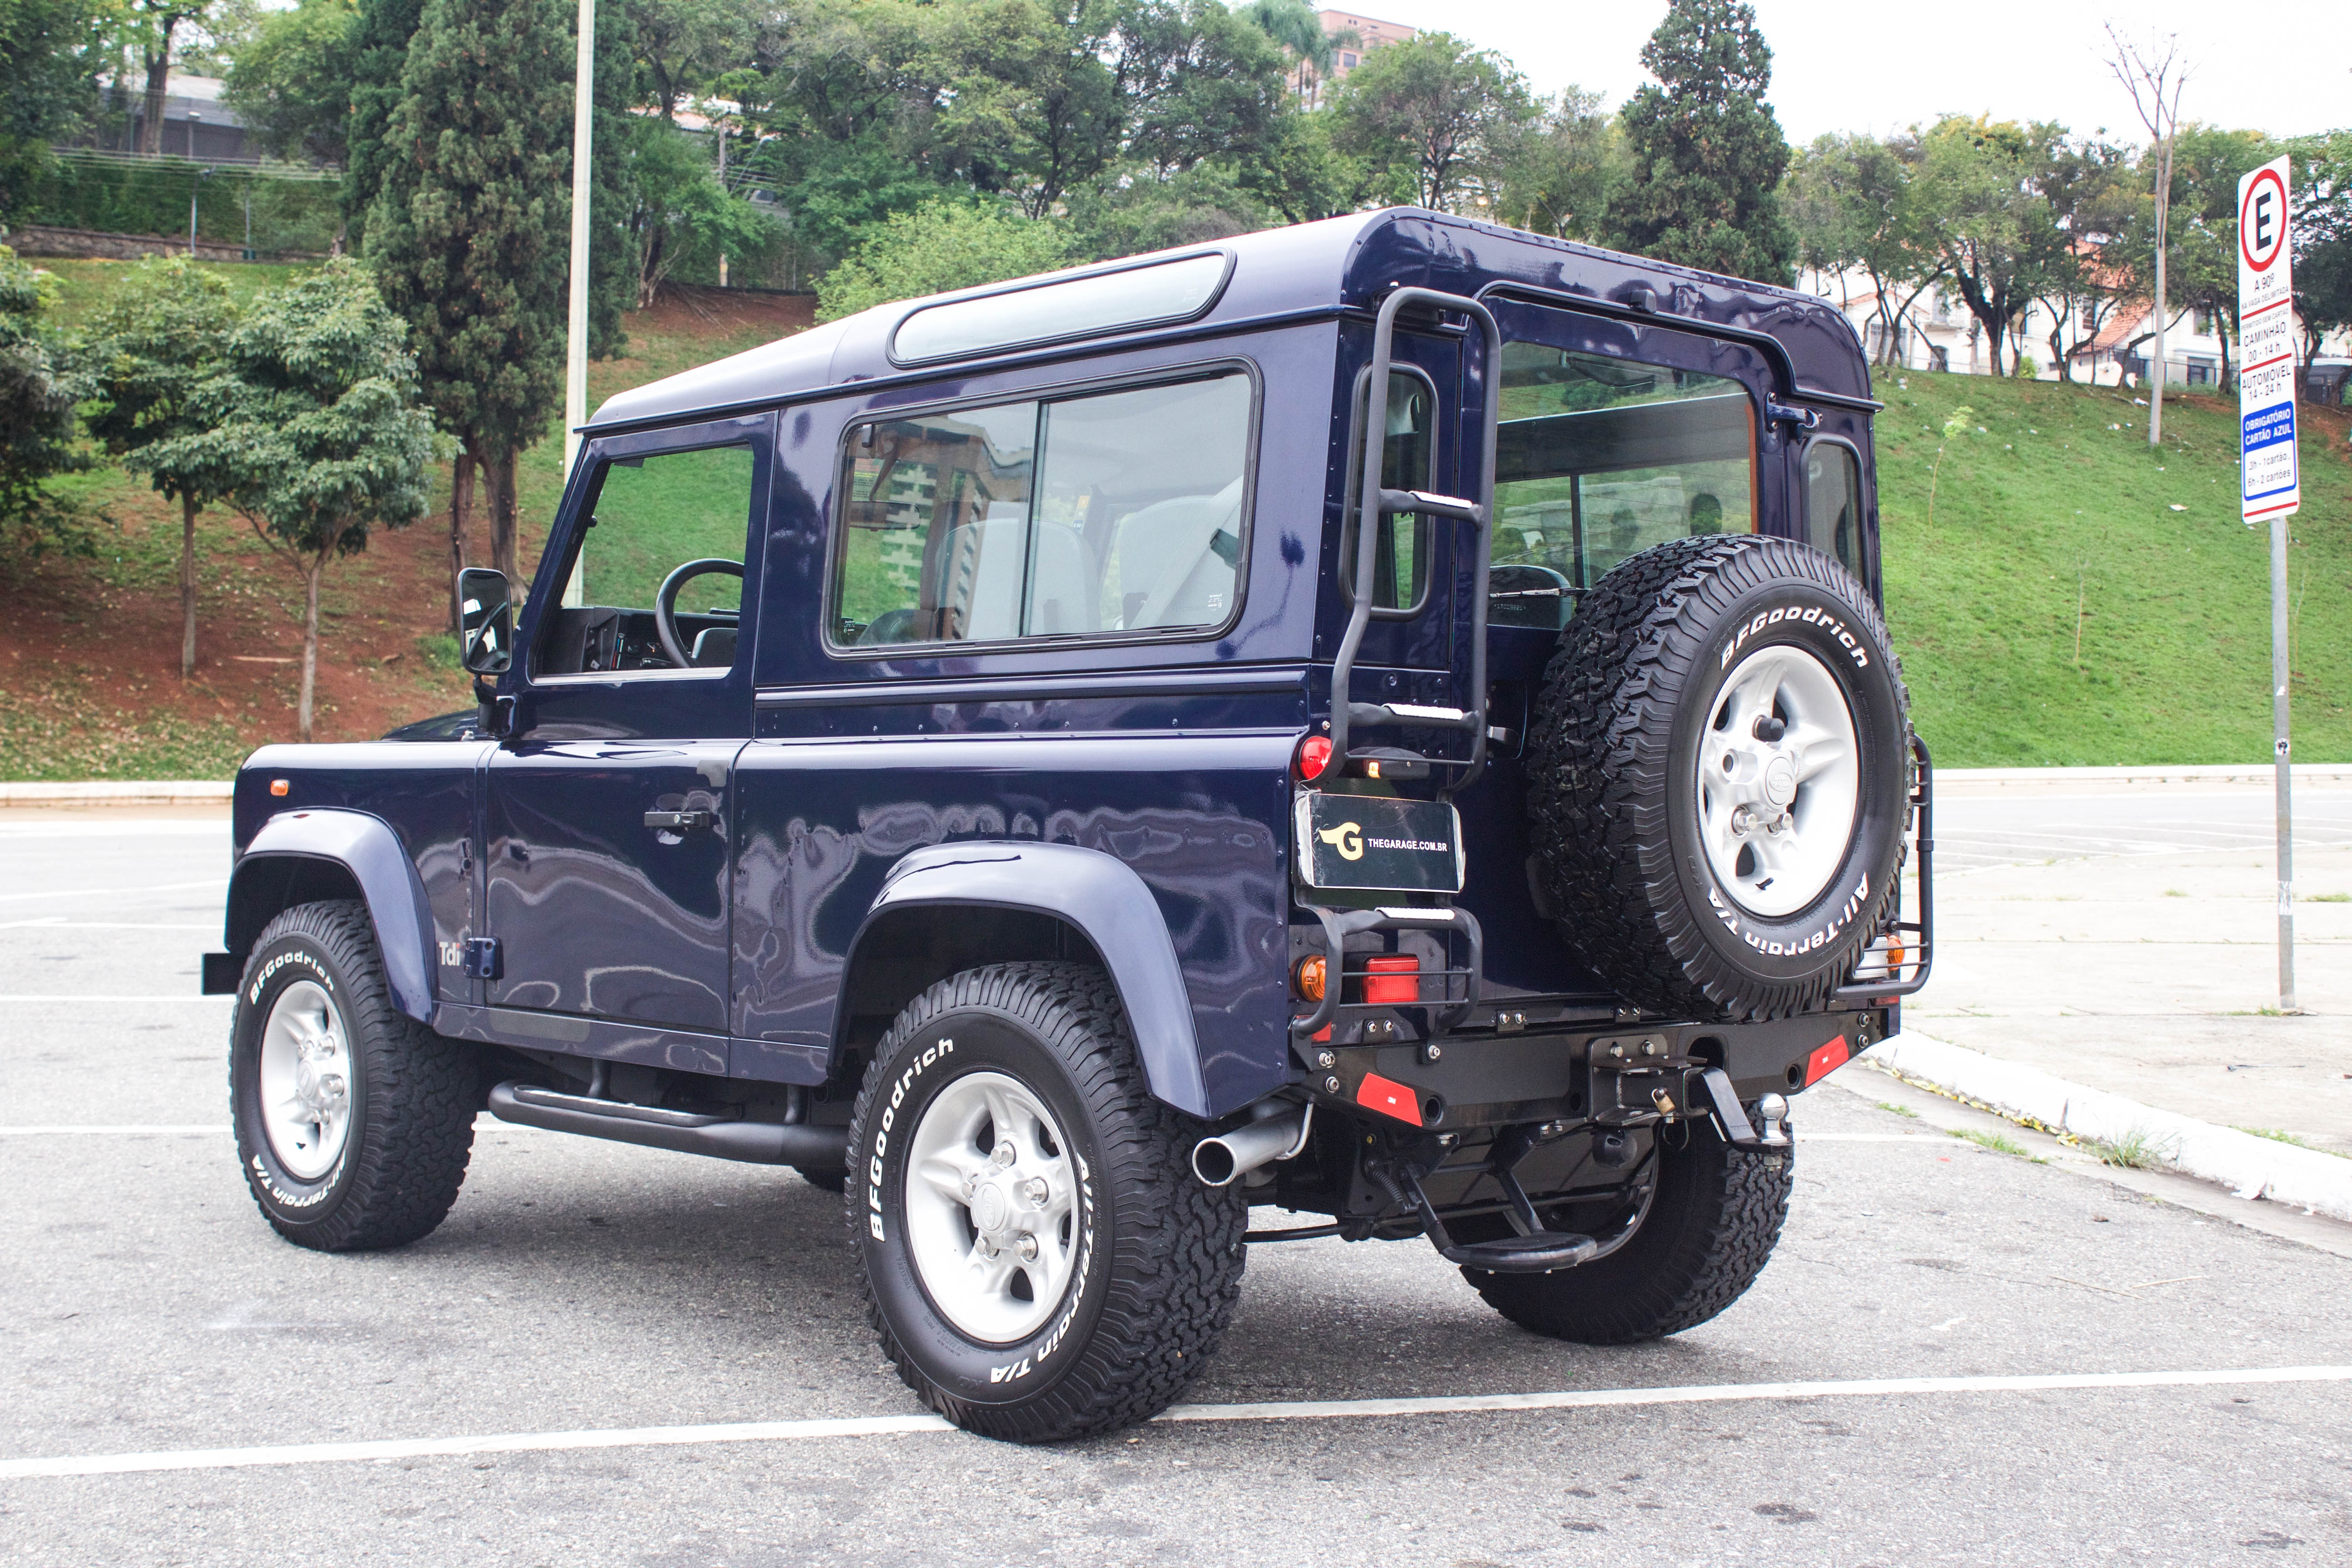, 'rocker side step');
487,1081,848,1168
